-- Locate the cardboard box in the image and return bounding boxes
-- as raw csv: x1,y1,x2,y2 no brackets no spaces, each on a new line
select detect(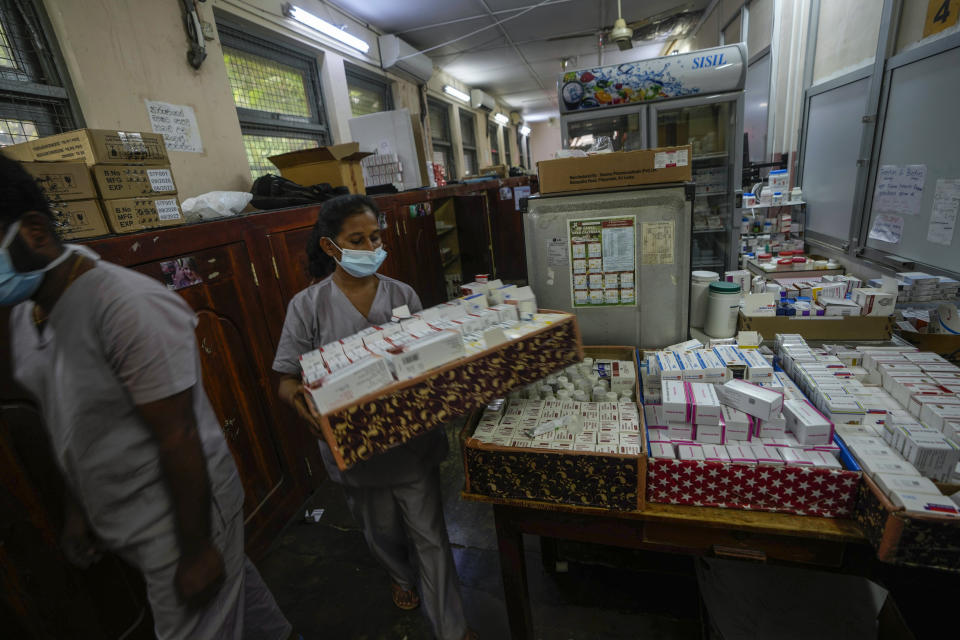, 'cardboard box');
269,142,372,193
739,312,893,340
12,128,168,165
91,164,178,199
50,199,109,240
101,196,183,234
22,161,97,201
537,146,692,195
